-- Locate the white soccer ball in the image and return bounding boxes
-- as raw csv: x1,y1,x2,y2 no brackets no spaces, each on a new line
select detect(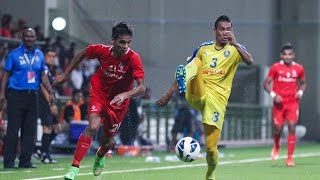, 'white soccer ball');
175,137,201,162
